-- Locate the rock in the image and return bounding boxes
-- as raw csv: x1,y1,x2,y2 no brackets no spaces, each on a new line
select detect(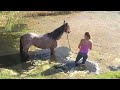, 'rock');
108,66,120,71
85,60,99,74
65,57,100,74
42,65,51,70
53,59,99,74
